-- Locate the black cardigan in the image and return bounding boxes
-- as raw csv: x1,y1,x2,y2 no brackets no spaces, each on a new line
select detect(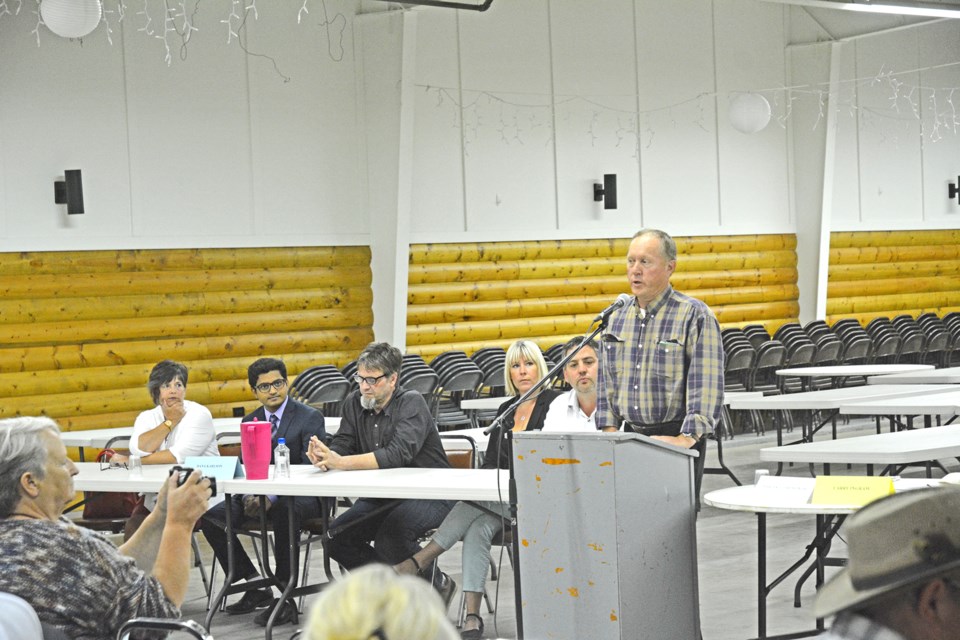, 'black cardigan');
481,389,560,470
